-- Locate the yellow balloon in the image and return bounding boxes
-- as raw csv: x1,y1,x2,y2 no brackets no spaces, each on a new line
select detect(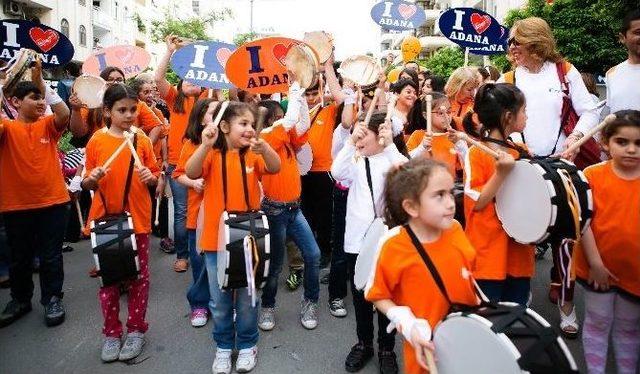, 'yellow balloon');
387,67,402,84
401,36,421,63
